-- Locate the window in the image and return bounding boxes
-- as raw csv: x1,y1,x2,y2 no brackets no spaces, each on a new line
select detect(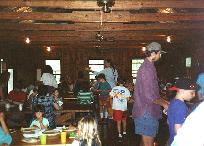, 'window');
186,57,191,68
89,60,104,80
8,69,13,93
132,59,144,83
45,60,61,83
0,59,6,73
